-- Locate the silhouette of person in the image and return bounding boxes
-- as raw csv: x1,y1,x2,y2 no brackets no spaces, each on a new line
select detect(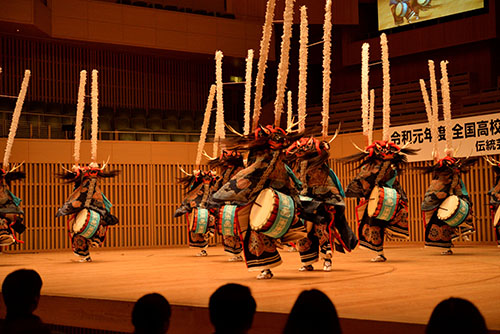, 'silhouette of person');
426,297,488,334
283,289,342,334
209,284,256,334
132,293,171,334
1,268,51,334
